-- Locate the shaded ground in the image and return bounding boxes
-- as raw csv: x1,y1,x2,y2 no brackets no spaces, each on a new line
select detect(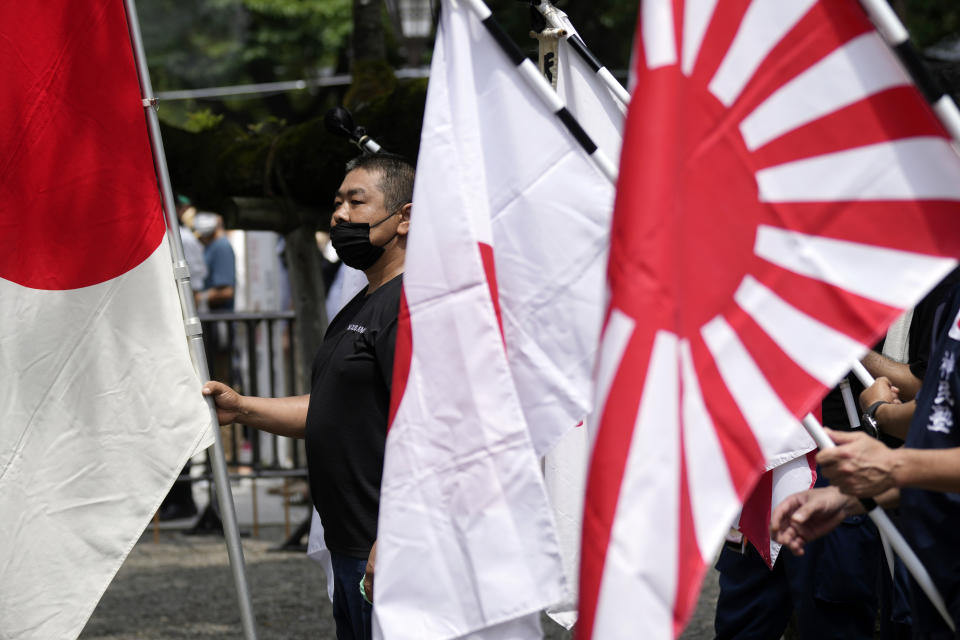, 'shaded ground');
82,526,720,639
